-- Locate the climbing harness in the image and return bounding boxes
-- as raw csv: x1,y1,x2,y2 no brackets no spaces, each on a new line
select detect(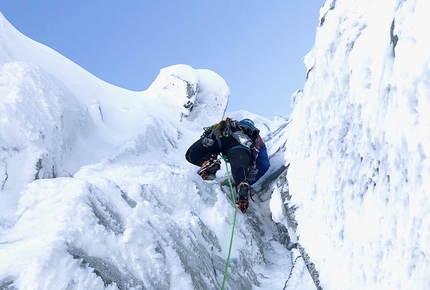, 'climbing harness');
220,155,238,290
